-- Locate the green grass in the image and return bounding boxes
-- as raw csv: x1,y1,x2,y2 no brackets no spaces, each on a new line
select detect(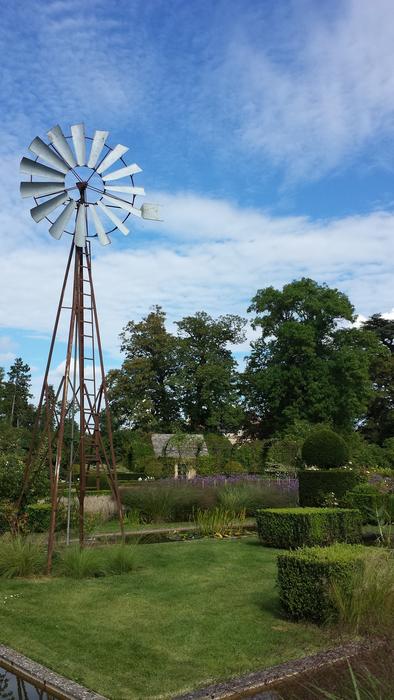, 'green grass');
0,538,334,700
